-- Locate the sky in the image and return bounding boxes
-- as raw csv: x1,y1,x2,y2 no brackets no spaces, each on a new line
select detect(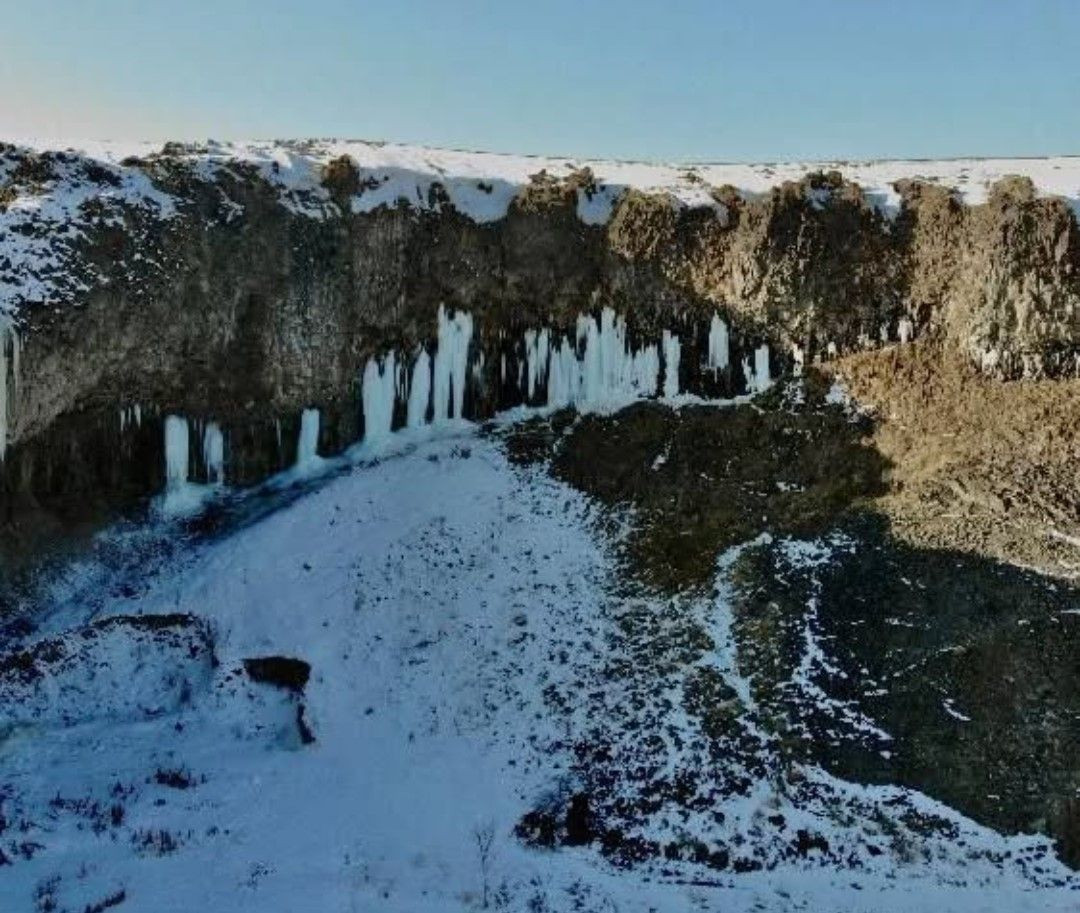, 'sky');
1,0,1077,163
